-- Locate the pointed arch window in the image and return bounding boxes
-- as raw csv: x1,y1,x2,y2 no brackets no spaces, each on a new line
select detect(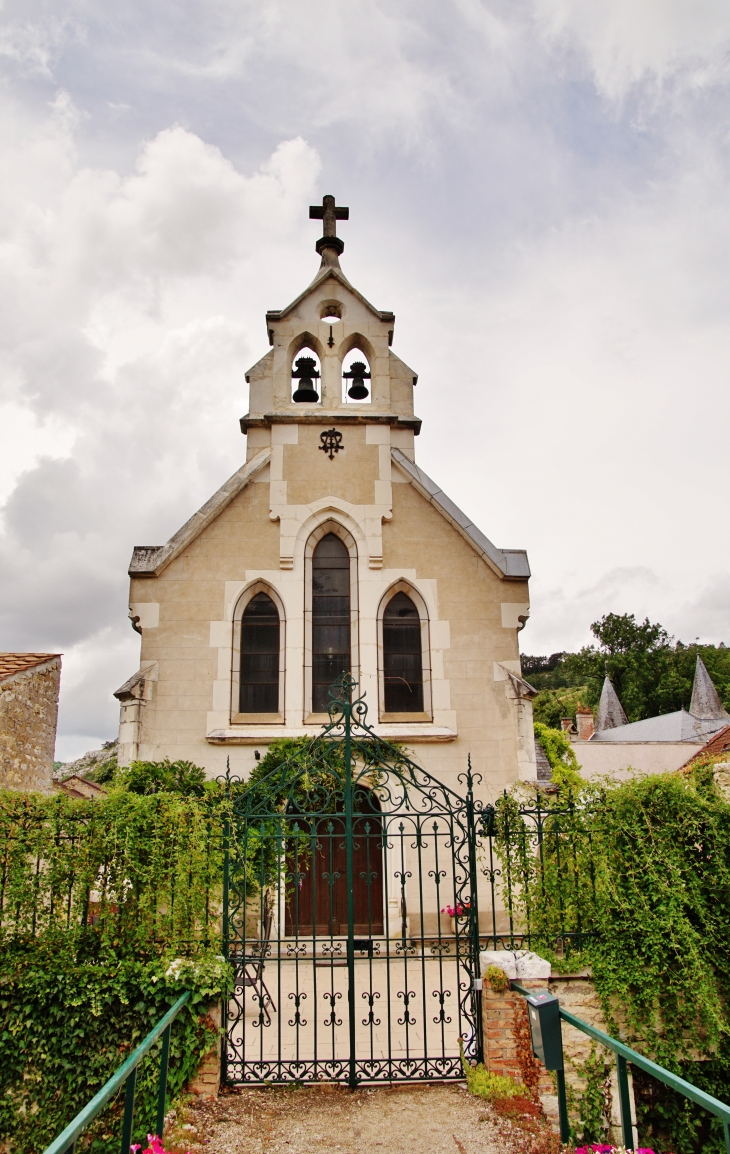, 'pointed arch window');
312,534,351,712
383,592,424,713
240,592,280,714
